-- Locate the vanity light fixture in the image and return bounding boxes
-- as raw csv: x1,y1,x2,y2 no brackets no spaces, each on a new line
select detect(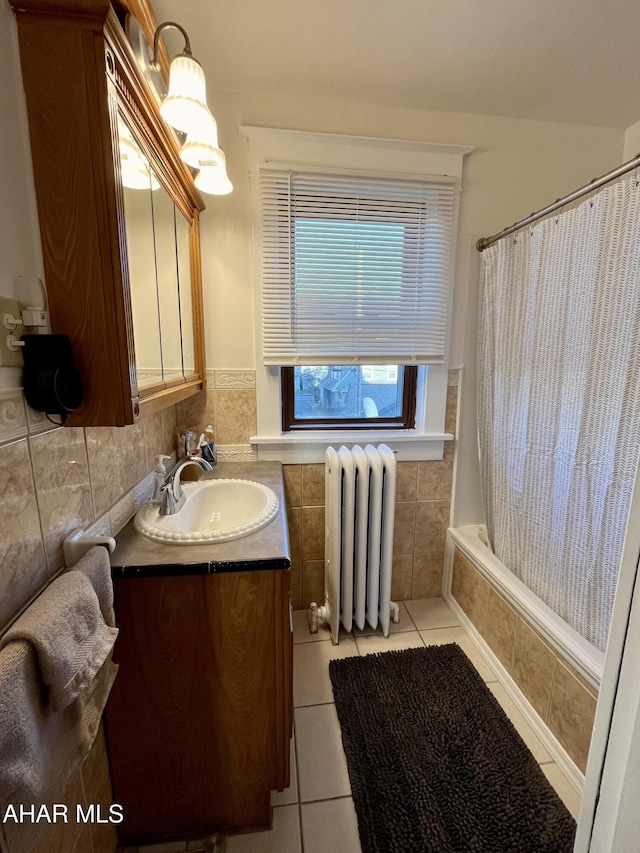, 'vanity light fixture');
152,22,209,136
143,20,233,196
195,163,233,196
179,106,225,171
